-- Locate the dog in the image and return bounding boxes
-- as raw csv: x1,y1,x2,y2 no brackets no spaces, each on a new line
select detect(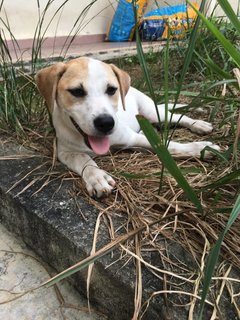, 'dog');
35,57,219,198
